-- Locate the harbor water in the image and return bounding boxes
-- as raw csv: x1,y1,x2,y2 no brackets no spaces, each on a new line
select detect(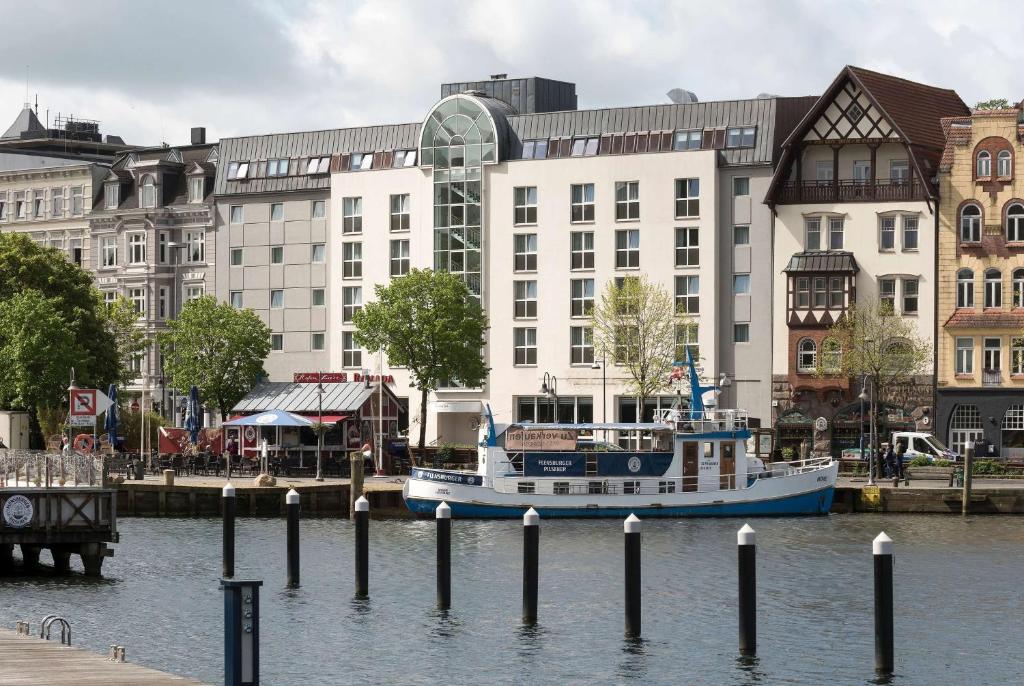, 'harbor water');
1,514,1022,685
